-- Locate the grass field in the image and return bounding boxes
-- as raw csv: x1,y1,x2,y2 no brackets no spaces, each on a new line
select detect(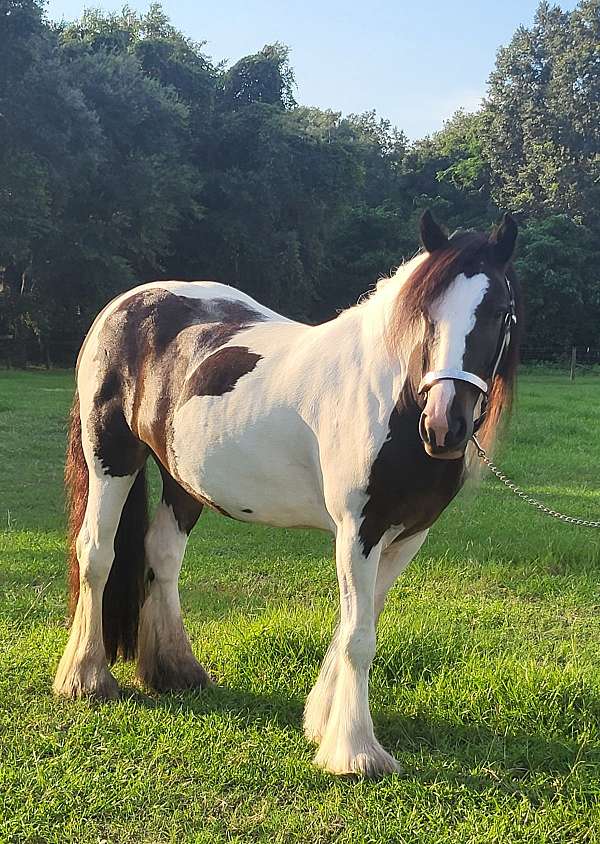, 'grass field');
2,369,600,843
